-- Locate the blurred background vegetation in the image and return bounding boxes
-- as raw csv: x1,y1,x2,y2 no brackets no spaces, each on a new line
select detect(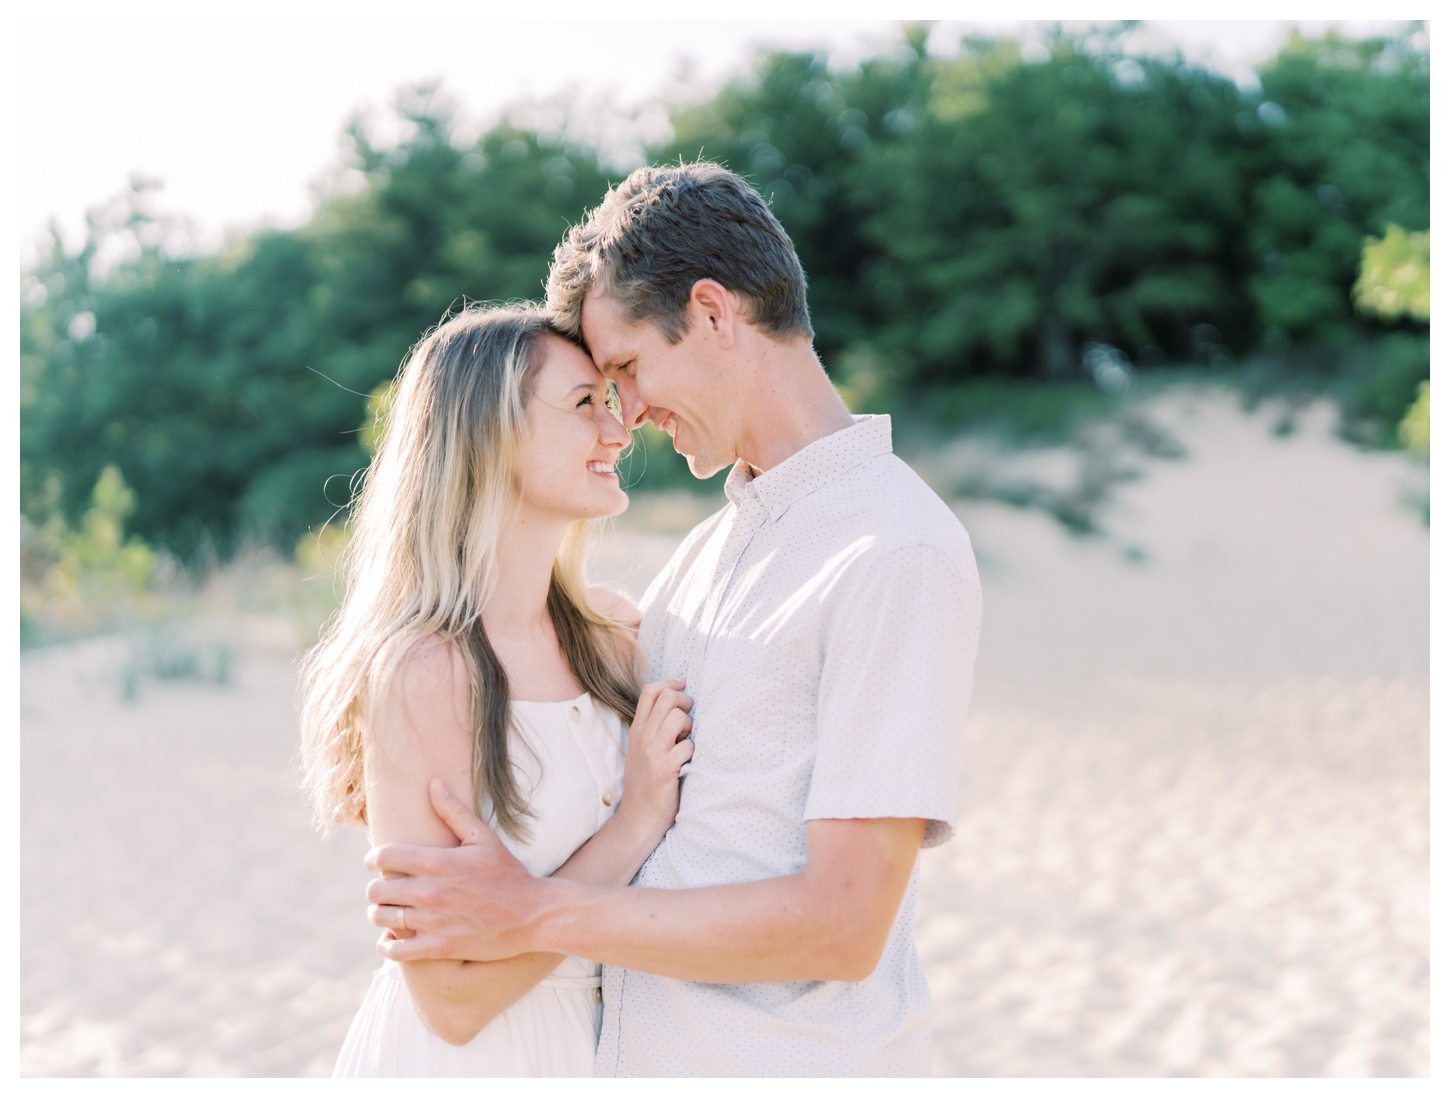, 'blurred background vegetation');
19,24,1429,647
